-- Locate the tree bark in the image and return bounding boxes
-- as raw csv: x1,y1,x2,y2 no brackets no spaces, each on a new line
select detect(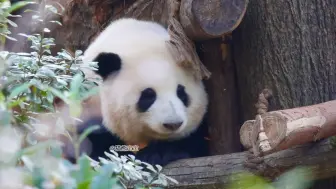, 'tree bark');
60,0,248,53
233,0,336,188
197,37,242,154
158,139,336,189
